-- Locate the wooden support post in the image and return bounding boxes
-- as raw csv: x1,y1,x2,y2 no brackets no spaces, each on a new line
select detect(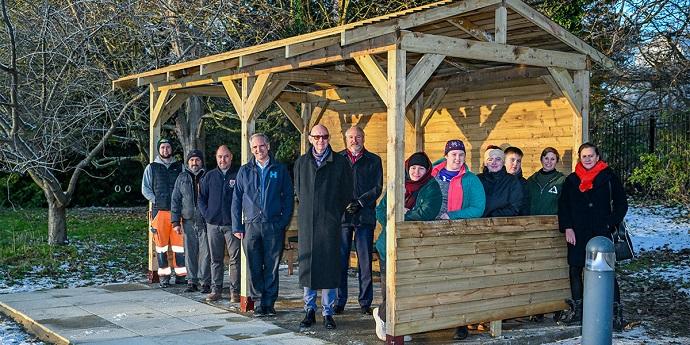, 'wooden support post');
147,87,162,283
573,69,590,170
385,48,406,342
495,4,507,44
300,103,312,154
490,320,502,337
414,95,424,152
354,55,388,106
